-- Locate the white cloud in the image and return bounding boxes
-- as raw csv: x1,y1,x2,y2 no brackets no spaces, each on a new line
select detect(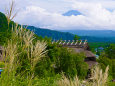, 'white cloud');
1,0,115,30
14,5,91,30
72,1,115,28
